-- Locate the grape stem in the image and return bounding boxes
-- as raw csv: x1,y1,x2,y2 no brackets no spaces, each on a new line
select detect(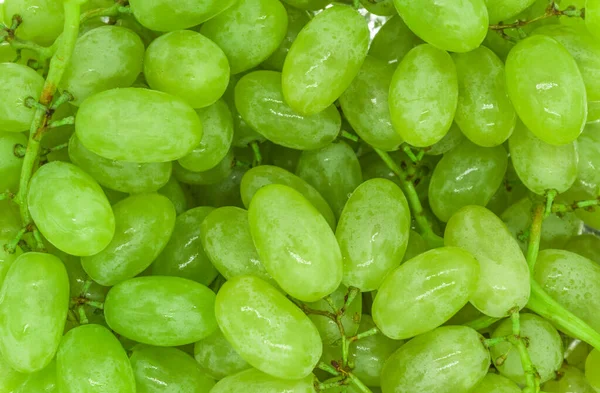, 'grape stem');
0,15,56,65
526,202,544,272
463,315,501,331
551,197,600,214
488,1,584,31
250,141,262,167
79,2,132,24
340,130,359,143
508,311,541,393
